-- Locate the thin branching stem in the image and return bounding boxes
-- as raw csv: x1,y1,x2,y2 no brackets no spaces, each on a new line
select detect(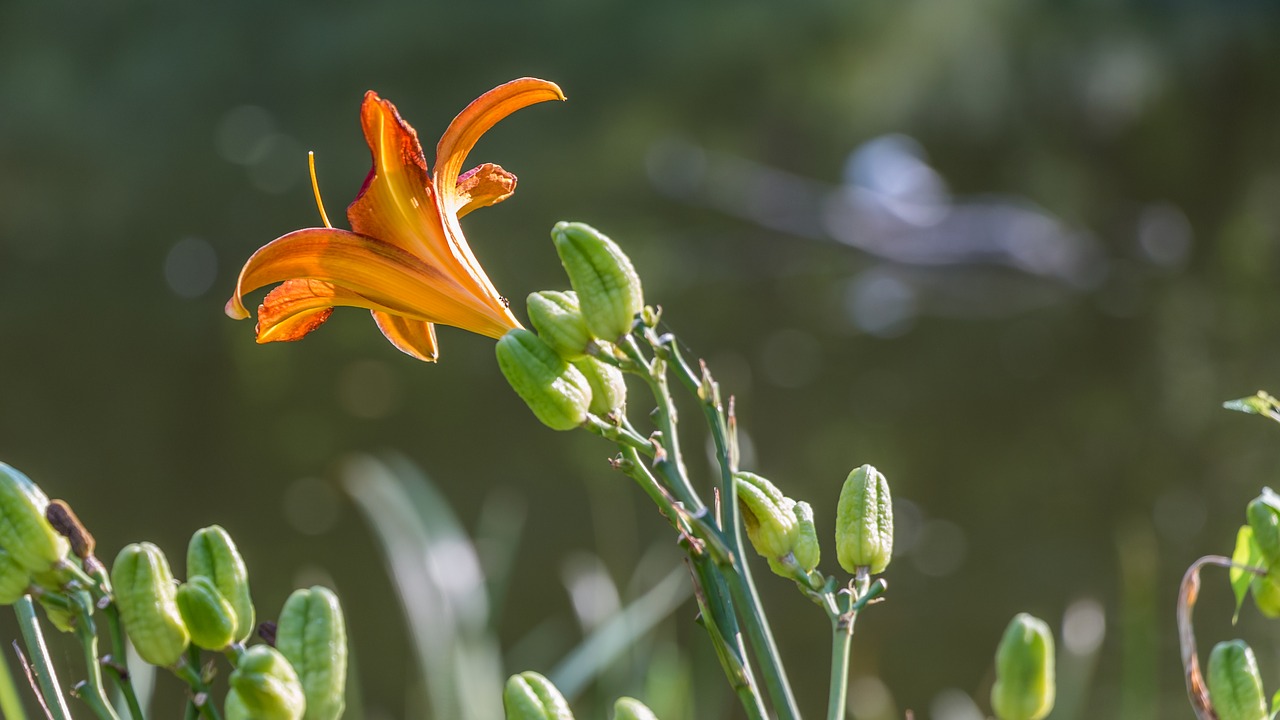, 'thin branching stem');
649,330,802,720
